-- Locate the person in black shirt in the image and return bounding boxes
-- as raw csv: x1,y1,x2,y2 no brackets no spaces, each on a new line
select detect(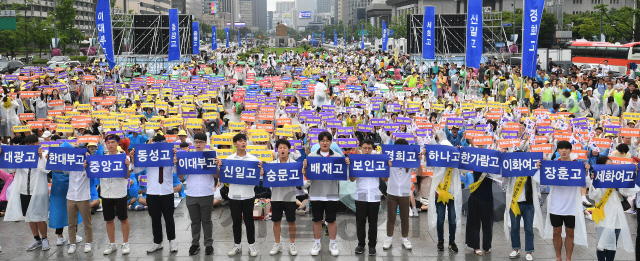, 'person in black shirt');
465,170,494,256
622,82,640,111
